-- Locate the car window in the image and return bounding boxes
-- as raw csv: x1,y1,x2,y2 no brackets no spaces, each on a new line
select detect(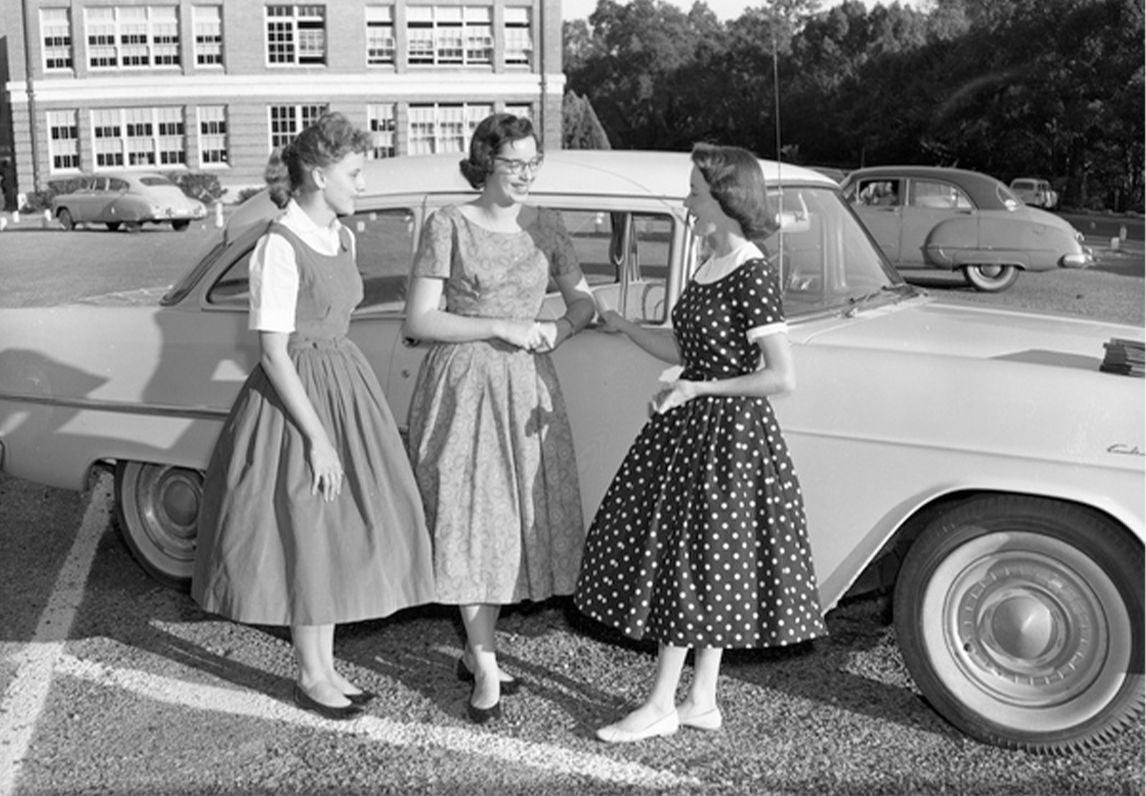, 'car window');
559,209,672,325
109,178,130,191
908,180,973,210
768,186,898,317
204,209,417,313
1012,180,1035,191
140,176,174,187
851,179,901,207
